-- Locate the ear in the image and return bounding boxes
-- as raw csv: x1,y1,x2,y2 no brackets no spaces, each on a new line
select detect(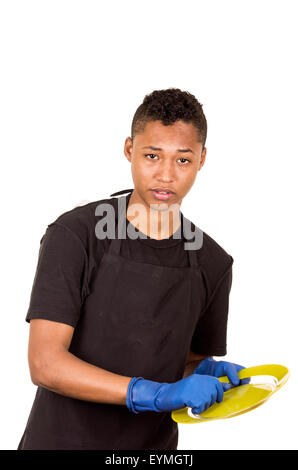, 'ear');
198,147,207,171
124,136,133,163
